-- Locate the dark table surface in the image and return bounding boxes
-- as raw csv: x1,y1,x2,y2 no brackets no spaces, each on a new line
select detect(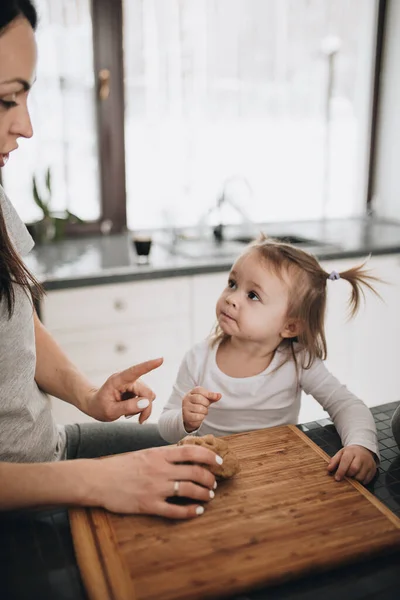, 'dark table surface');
1,402,400,600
